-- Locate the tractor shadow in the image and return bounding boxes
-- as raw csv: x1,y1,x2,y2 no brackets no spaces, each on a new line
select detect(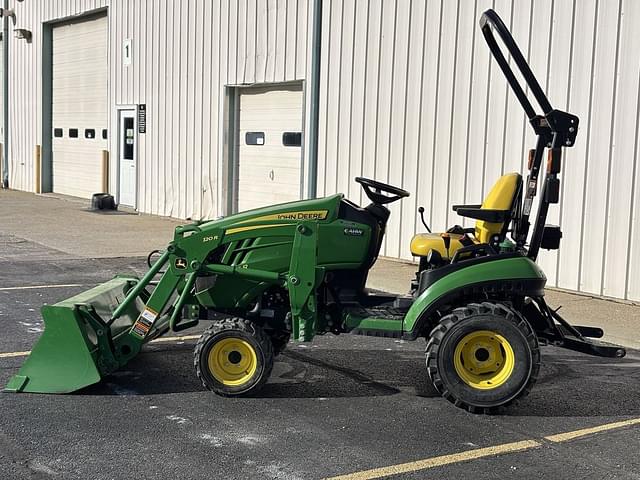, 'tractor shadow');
81,344,424,398
81,343,640,416
504,347,640,417
255,349,408,398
